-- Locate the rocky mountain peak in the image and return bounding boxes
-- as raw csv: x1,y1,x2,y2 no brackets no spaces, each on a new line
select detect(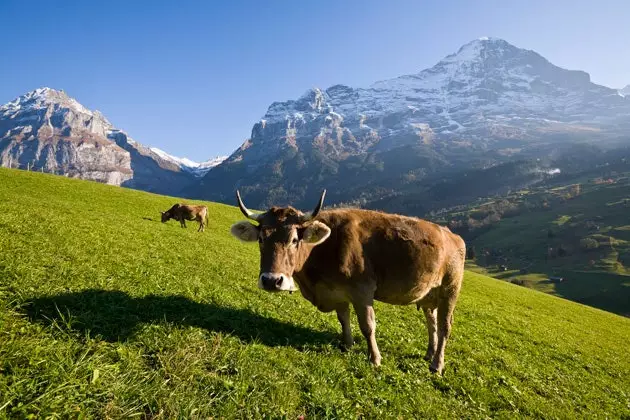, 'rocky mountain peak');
196,38,630,209
1,87,102,122
448,37,519,60
1,87,114,143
